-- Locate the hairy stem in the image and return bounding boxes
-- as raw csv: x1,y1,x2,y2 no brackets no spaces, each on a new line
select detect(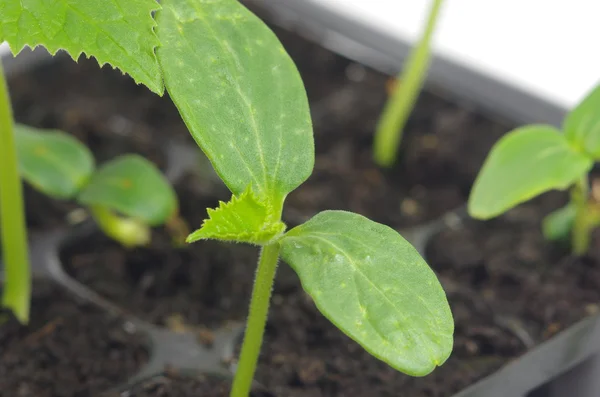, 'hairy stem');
89,205,151,248
230,243,280,397
373,0,444,167
0,61,31,323
572,176,592,255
